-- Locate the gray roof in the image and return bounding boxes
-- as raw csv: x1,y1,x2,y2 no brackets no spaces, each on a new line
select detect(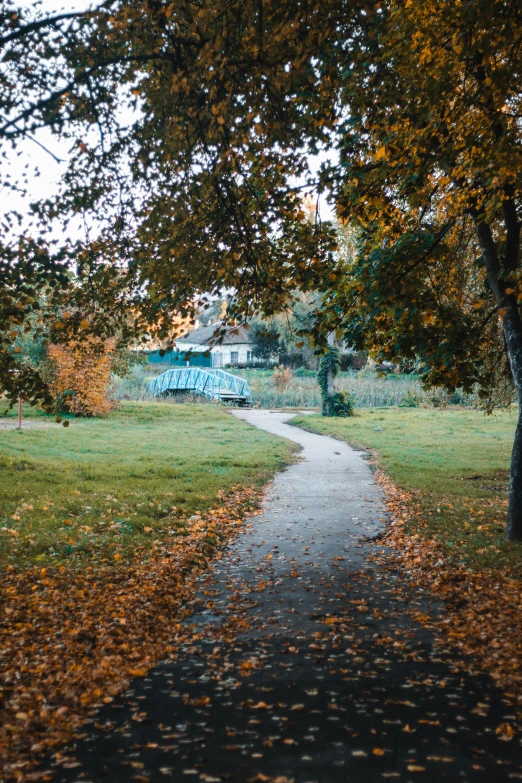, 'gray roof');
177,321,251,346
